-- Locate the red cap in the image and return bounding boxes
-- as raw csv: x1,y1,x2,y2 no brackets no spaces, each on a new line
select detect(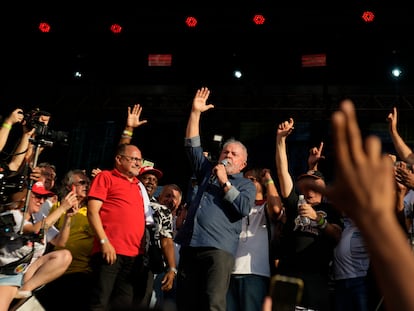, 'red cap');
138,166,163,179
32,181,55,196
